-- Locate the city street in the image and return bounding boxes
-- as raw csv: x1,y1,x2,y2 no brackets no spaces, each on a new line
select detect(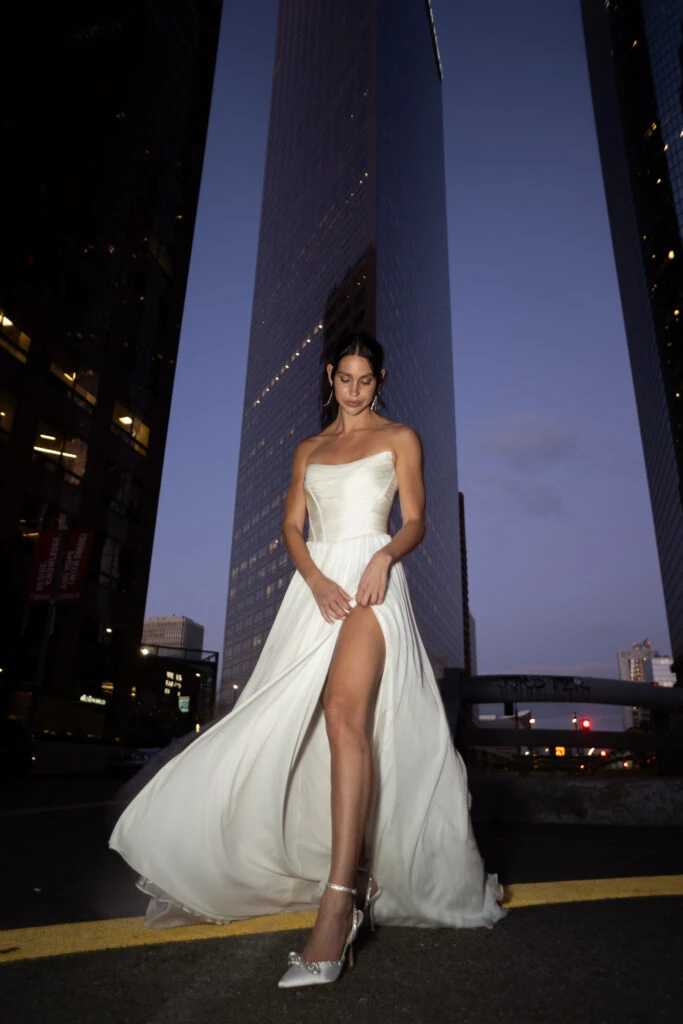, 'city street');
1,775,681,1023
